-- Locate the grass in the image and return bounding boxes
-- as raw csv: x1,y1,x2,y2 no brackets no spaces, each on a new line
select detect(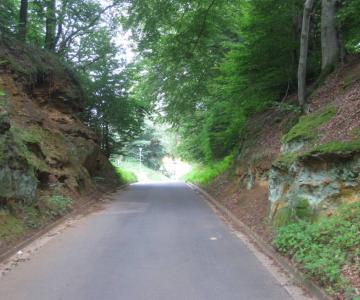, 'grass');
184,154,233,187
282,106,336,144
0,210,25,241
116,160,168,182
273,201,360,296
114,166,138,184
